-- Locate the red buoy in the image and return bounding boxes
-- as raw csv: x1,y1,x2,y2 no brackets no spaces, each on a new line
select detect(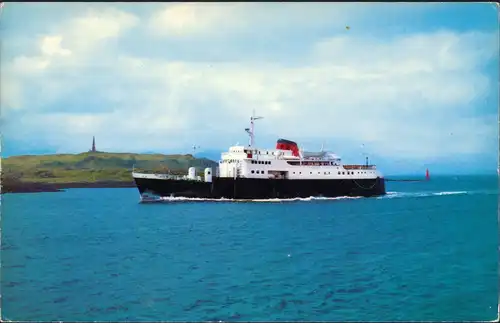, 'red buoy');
425,168,430,181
